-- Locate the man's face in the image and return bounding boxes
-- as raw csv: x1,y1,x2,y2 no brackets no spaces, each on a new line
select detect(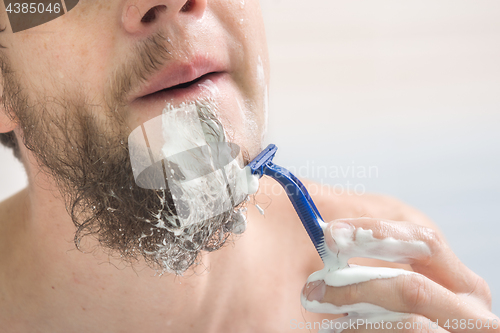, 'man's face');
1,0,269,146
0,0,269,274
